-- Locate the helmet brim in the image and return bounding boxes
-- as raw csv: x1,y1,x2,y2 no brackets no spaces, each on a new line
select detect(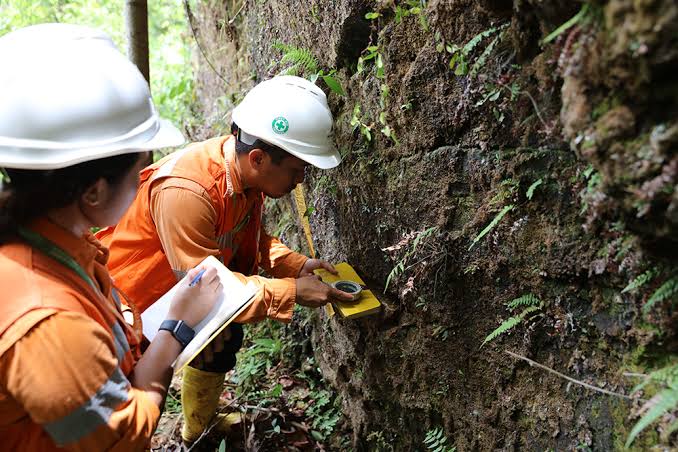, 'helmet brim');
285,147,342,170
138,118,186,151
0,119,185,170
